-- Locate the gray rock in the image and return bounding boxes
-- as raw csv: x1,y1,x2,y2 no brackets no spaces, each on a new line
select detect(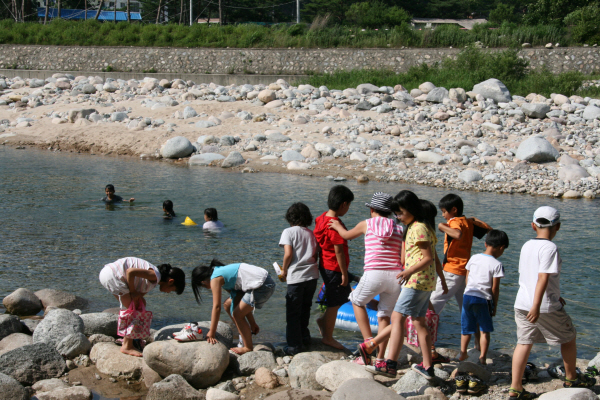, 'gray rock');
183,106,198,119
458,169,483,183
350,152,367,161
162,136,194,159
0,315,23,341
472,78,511,103
154,322,233,348
56,333,91,359
219,136,236,146
582,105,600,120
558,164,590,181
0,333,32,356
20,319,39,334
416,151,444,165
221,152,245,168
90,342,143,380
521,103,551,119
538,388,596,400
267,132,291,142
449,88,467,103
315,143,335,156
32,378,69,392
147,374,205,400
288,352,328,390
368,96,381,106
0,372,27,400
189,154,225,166
34,289,88,311
357,83,380,95
376,103,393,113
67,108,97,123
425,87,449,103
81,84,96,94
217,95,235,102
315,360,374,392
34,386,93,400
515,136,559,163
457,360,491,381
33,309,84,348
110,112,128,122
237,351,277,376
79,313,117,337
29,79,45,88
264,389,332,400
206,388,238,400
355,101,372,111
143,340,229,389
282,150,305,162
197,135,218,145
195,121,217,129
332,378,405,400
88,334,115,347
392,368,447,397
0,342,66,385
